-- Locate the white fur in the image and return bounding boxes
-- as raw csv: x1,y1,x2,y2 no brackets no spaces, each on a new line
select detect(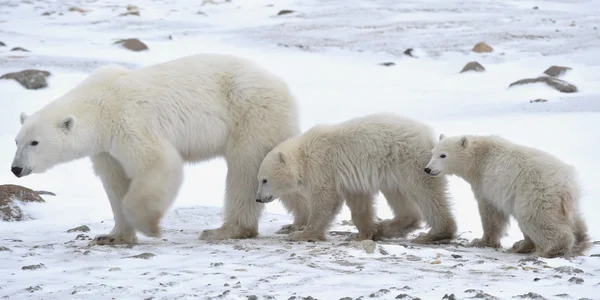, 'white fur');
425,134,591,257
12,53,301,244
257,113,457,242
